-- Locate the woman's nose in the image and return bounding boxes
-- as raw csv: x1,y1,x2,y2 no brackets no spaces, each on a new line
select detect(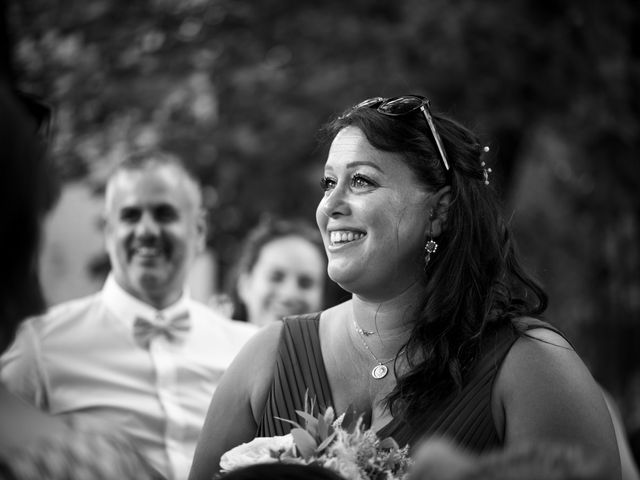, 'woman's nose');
278,277,301,298
319,186,350,218
276,278,308,309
